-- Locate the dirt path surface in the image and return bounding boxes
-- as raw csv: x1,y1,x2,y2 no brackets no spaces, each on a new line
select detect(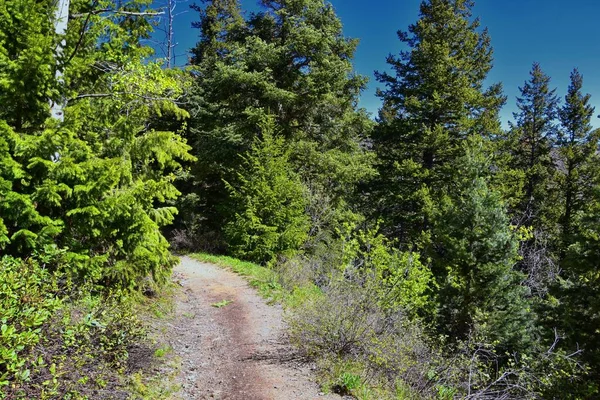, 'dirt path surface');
167,256,342,400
